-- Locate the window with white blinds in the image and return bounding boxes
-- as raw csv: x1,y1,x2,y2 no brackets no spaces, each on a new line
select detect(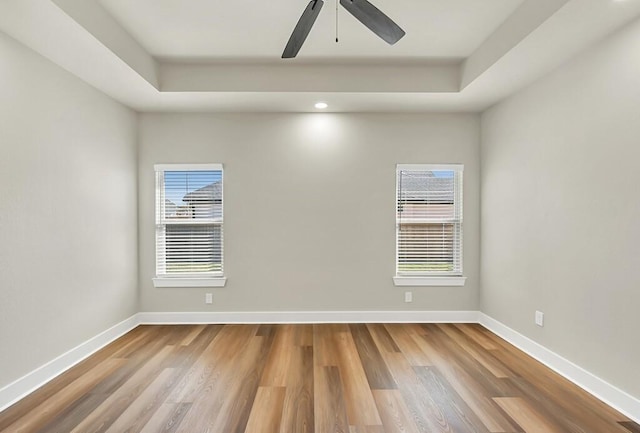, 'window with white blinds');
155,164,223,279
396,164,463,277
